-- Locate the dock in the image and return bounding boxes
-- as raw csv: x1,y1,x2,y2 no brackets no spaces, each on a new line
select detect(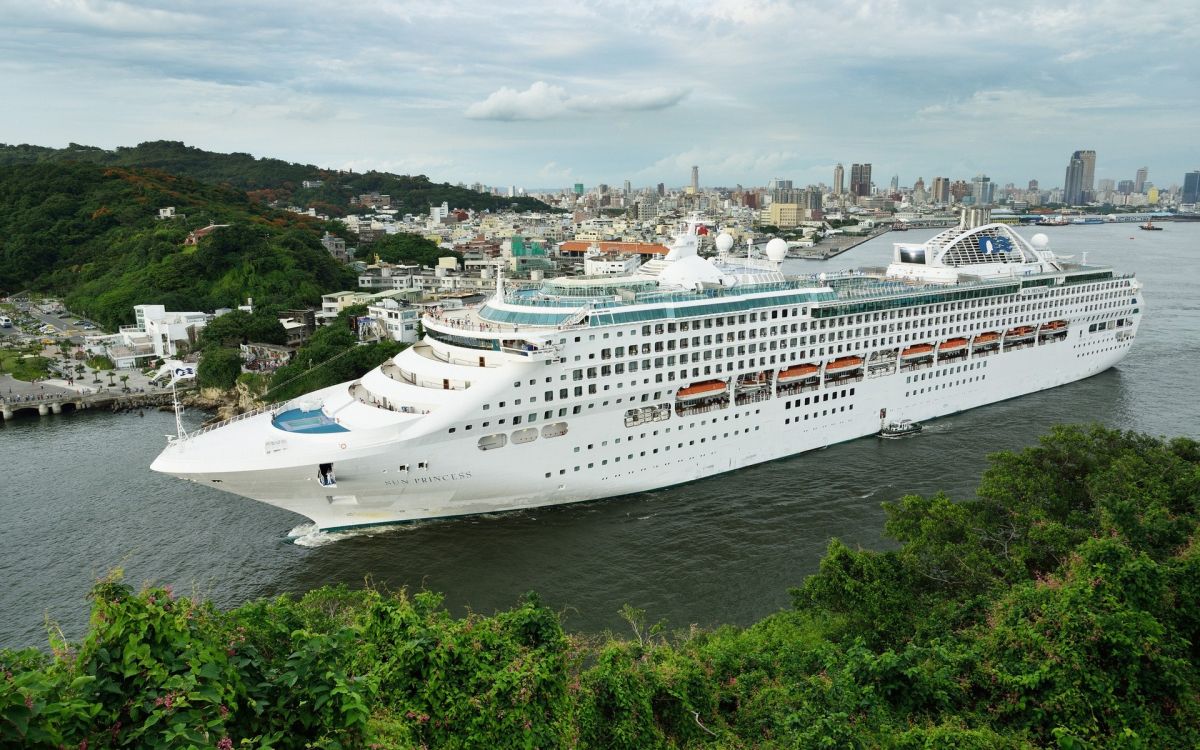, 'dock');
1,390,174,421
